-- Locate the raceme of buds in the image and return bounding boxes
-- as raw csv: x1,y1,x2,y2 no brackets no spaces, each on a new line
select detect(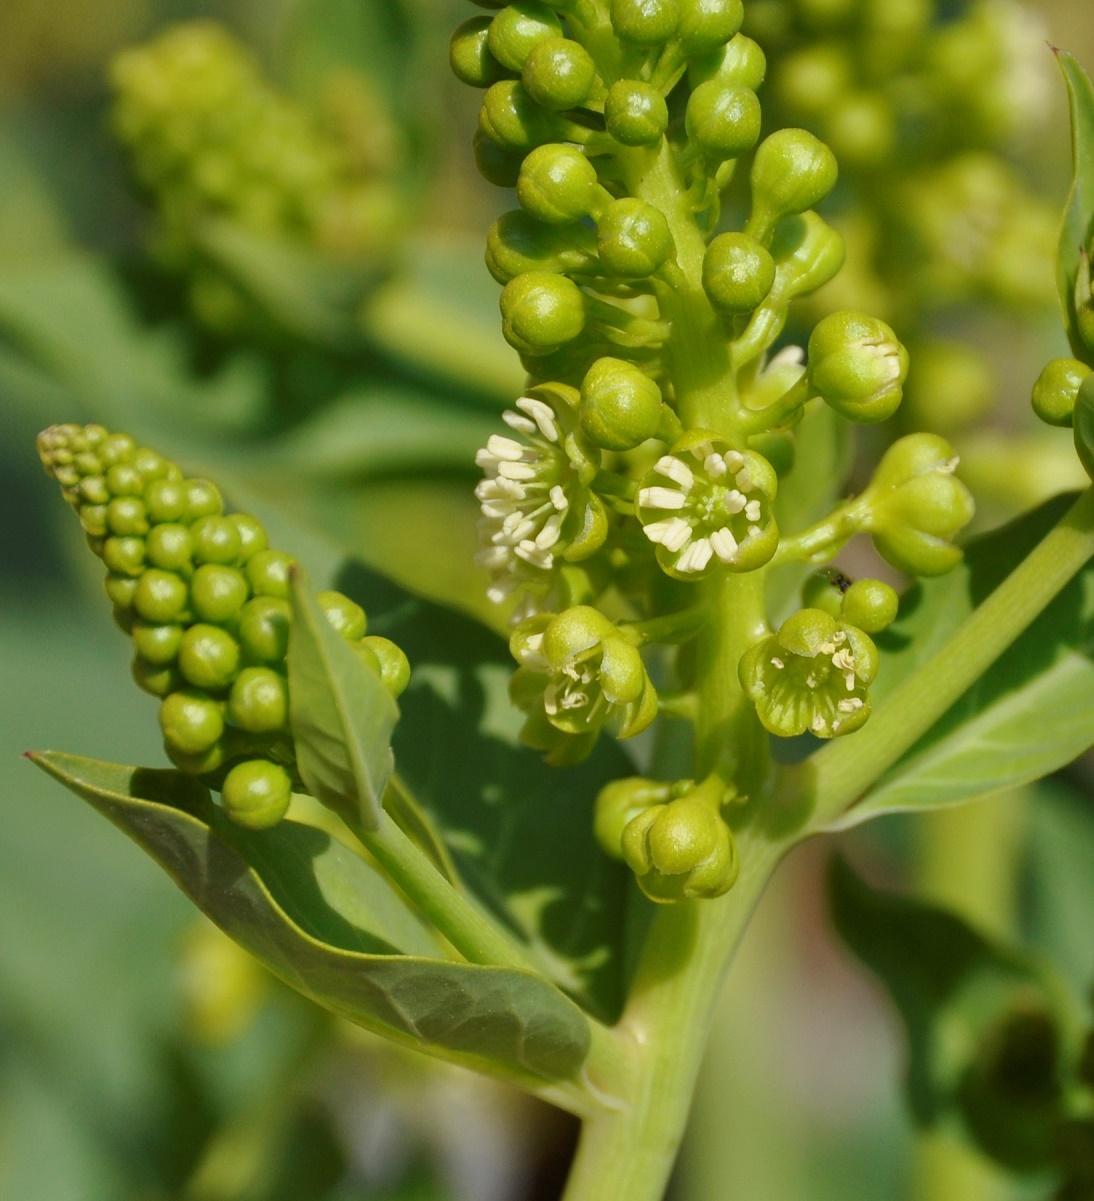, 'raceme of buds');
37,424,409,830
739,609,879,739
